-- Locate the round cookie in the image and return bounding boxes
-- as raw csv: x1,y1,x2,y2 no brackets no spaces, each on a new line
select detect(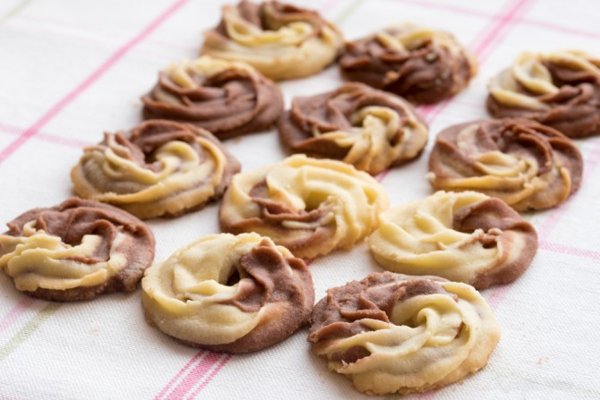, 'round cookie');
71,120,241,219
142,233,314,353
219,155,389,259
142,56,283,139
309,271,500,395
339,23,476,104
428,118,583,211
368,191,538,289
278,82,428,175
487,50,600,138
201,0,344,81
0,198,155,301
